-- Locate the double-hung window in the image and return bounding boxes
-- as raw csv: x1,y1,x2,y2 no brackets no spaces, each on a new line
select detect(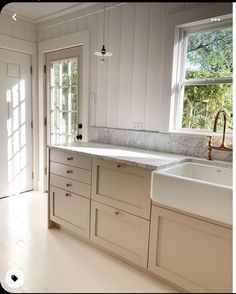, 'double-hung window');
175,18,232,133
